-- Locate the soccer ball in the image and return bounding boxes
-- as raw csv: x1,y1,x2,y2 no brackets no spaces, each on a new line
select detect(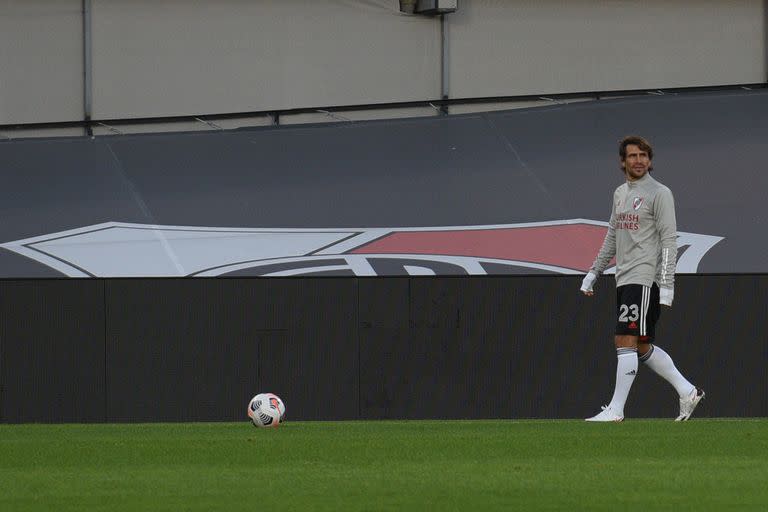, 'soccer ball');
247,393,286,428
